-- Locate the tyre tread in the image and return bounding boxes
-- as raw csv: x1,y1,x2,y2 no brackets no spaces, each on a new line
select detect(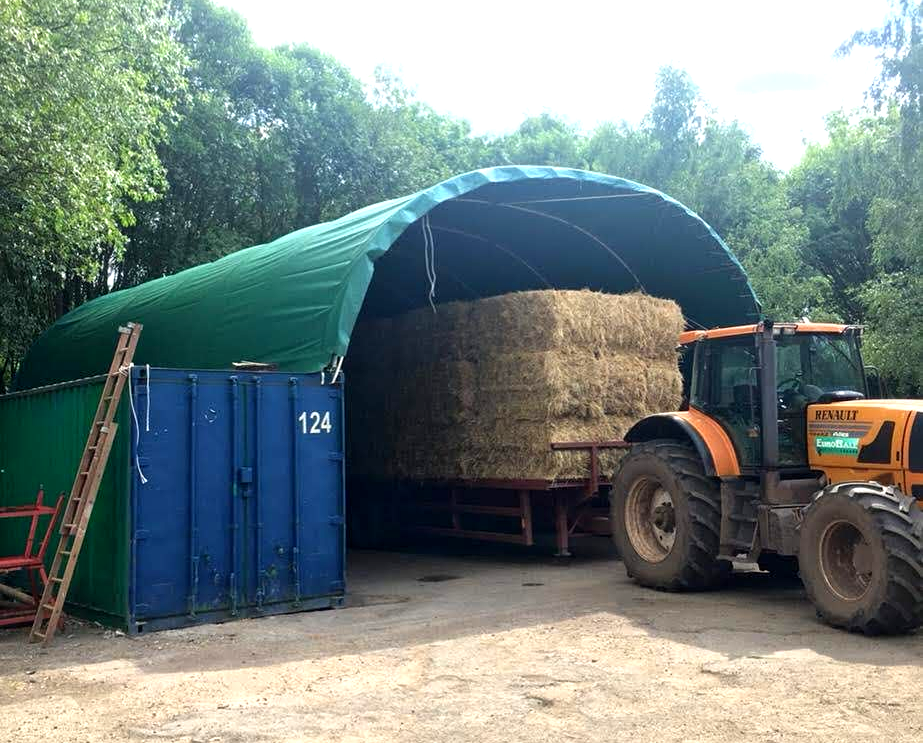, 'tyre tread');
801,481,923,635
613,439,722,591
